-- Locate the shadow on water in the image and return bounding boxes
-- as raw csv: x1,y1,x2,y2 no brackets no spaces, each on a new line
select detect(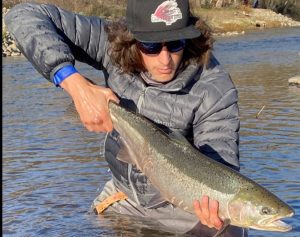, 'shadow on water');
3,27,300,236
